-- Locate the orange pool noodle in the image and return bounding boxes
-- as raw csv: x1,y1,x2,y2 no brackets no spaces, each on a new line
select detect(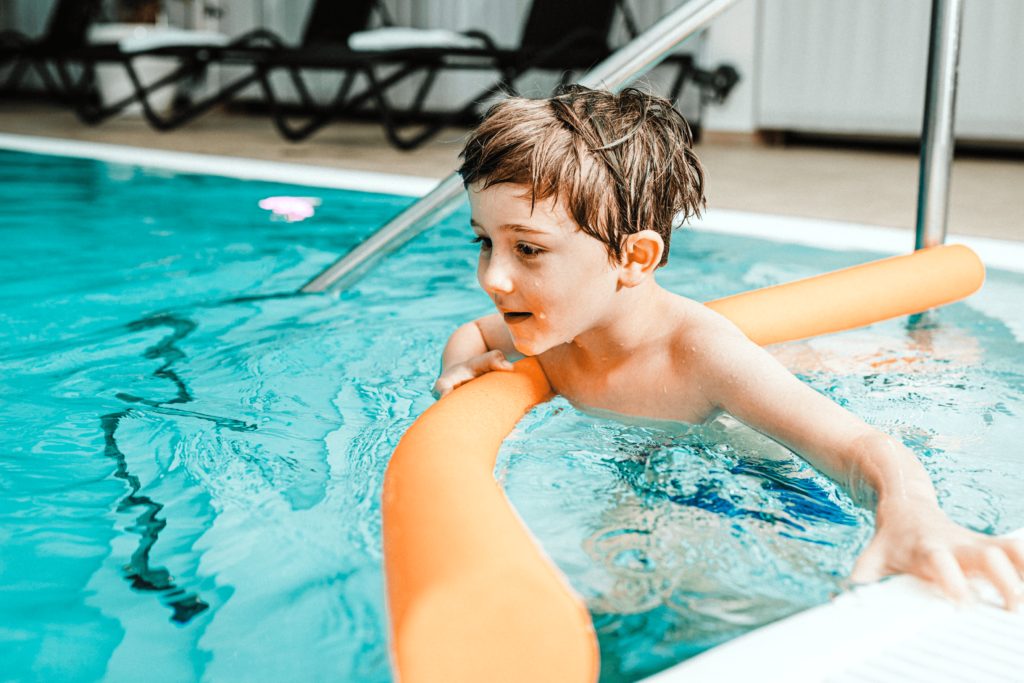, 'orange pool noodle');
382,244,984,683
705,244,985,346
